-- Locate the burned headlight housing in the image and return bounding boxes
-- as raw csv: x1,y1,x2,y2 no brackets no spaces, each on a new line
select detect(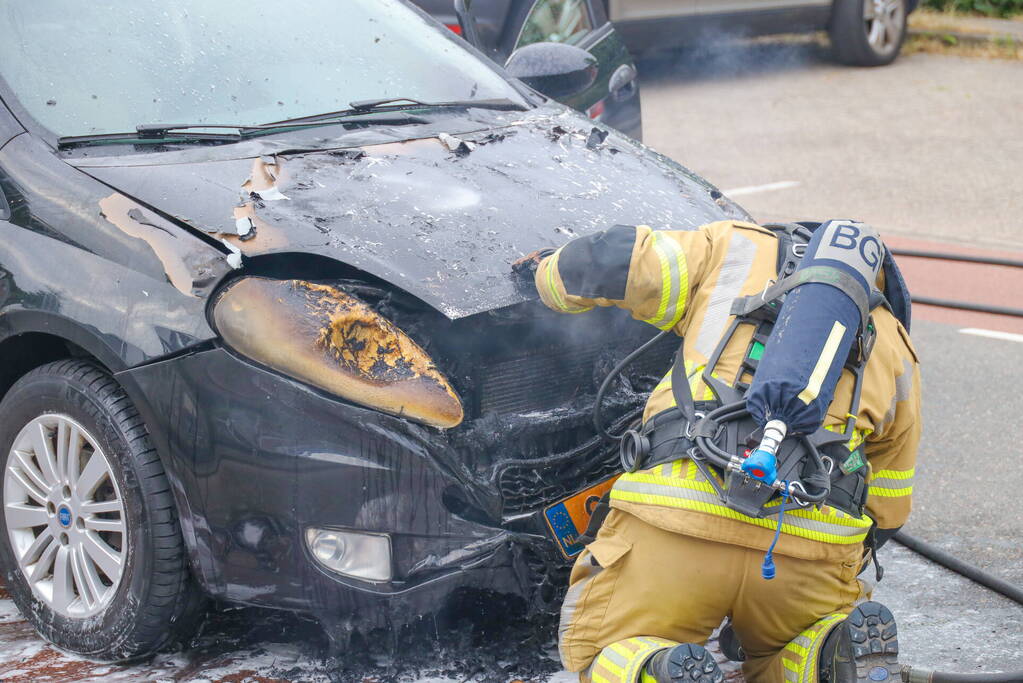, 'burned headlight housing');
211,277,464,429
